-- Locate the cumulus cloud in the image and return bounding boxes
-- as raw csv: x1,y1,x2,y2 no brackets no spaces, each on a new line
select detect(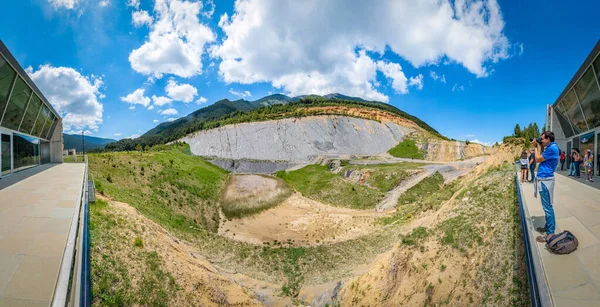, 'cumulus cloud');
160,108,178,115
114,133,121,136
196,96,208,104
121,88,151,108
408,74,424,90
151,95,173,107
211,0,509,101
48,0,79,10
229,89,252,99
165,79,197,102
99,0,109,7
167,117,178,122
127,133,140,139
132,10,152,27
153,119,160,123
127,0,140,9
26,65,103,133
129,0,216,78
